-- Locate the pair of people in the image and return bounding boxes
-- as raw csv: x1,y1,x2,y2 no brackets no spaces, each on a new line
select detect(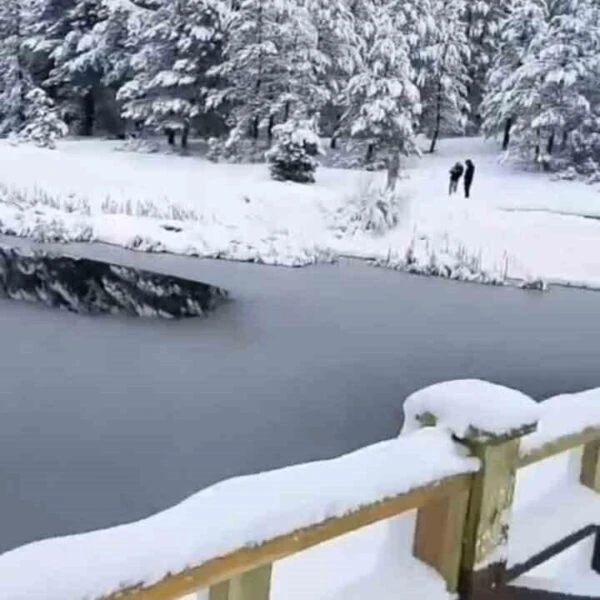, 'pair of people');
449,160,475,198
